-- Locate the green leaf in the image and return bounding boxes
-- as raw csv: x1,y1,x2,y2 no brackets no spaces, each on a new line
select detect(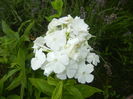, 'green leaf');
23,20,34,39
51,0,63,14
62,95,77,99
51,81,63,99
6,72,23,91
7,95,20,99
47,76,58,86
46,0,63,21
0,68,20,94
17,20,31,33
2,20,19,39
16,48,26,67
1,68,20,82
75,85,103,98
64,79,76,86
45,14,60,22
19,20,34,42
65,86,84,99
29,78,55,96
